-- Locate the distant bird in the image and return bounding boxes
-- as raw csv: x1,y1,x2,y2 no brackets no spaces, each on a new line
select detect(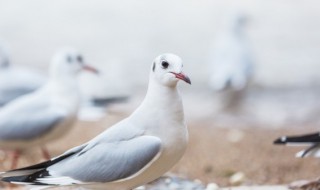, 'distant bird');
274,132,320,158
274,132,320,189
0,48,98,169
0,53,191,190
208,13,253,92
208,13,253,112
0,45,47,106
